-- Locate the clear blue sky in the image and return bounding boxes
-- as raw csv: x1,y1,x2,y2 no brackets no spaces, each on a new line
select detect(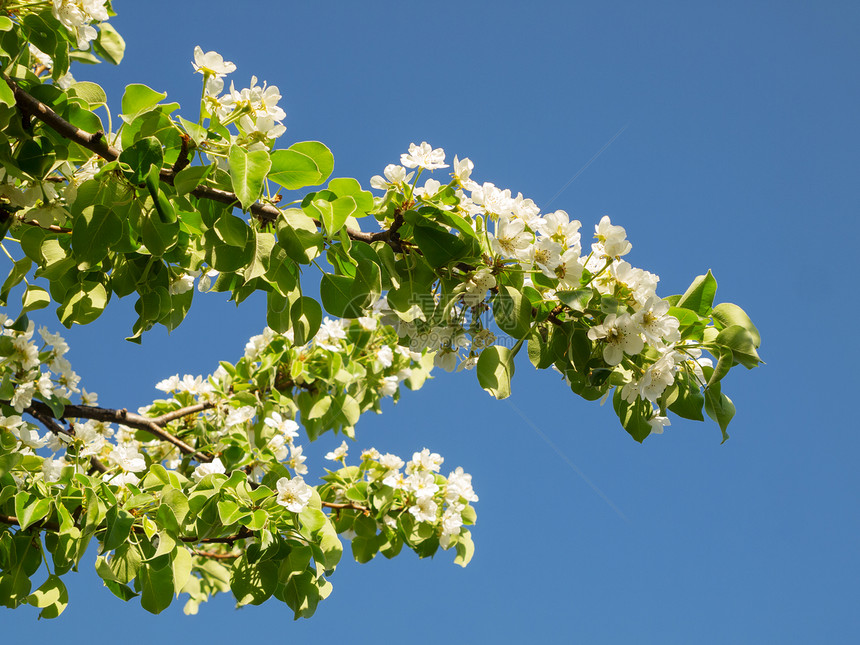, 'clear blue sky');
7,1,860,642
